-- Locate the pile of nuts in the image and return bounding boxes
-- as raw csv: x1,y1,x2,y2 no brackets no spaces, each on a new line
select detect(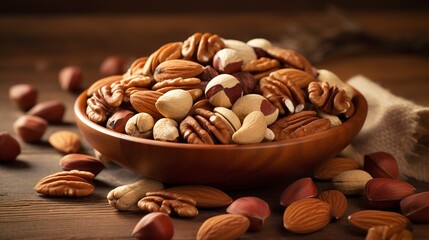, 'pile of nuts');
85,32,357,144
